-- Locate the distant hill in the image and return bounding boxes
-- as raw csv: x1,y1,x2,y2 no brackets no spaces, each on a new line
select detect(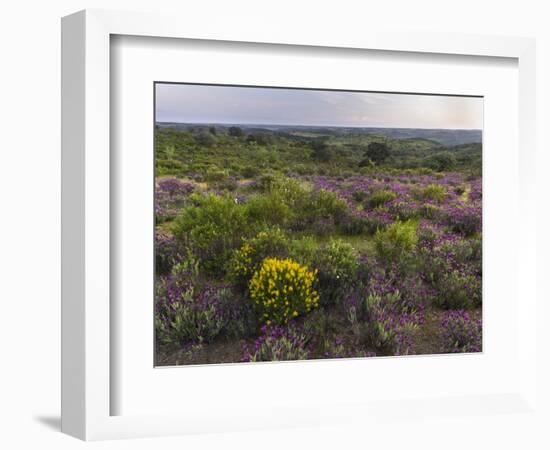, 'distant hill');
156,122,482,147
